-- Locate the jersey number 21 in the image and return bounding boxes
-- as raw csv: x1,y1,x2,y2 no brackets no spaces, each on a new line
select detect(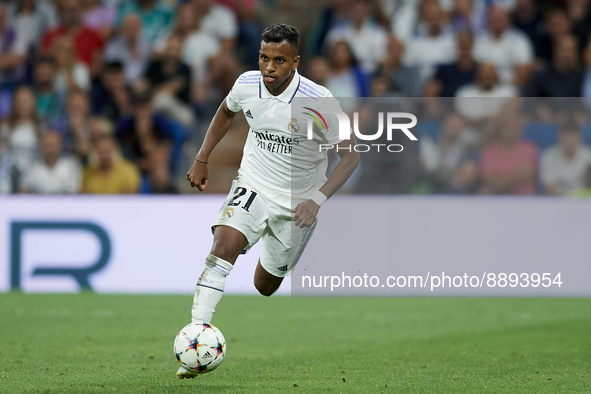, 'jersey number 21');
228,187,257,212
